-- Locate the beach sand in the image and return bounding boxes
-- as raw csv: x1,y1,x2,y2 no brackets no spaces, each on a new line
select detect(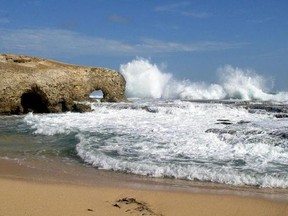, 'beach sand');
0,159,288,216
